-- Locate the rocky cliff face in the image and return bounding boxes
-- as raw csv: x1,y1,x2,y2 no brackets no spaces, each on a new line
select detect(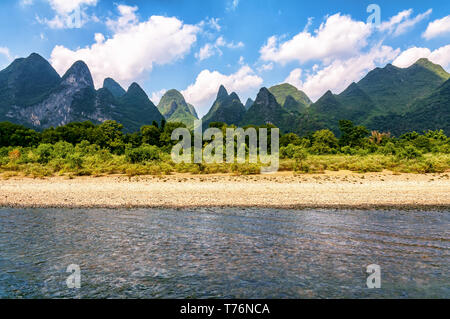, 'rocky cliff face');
6,60,114,128
0,53,164,131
